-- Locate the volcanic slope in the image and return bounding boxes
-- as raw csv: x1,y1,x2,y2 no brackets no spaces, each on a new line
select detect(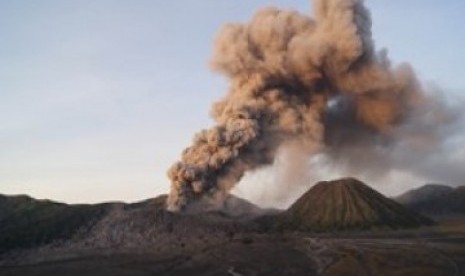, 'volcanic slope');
277,178,434,232
0,193,267,266
395,184,465,216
